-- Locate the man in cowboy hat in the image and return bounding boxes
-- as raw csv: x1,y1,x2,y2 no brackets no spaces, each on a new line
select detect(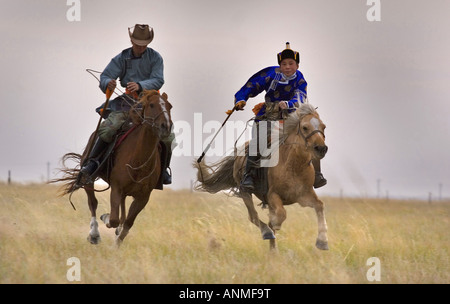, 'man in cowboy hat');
78,24,174,186
234,42,327,190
